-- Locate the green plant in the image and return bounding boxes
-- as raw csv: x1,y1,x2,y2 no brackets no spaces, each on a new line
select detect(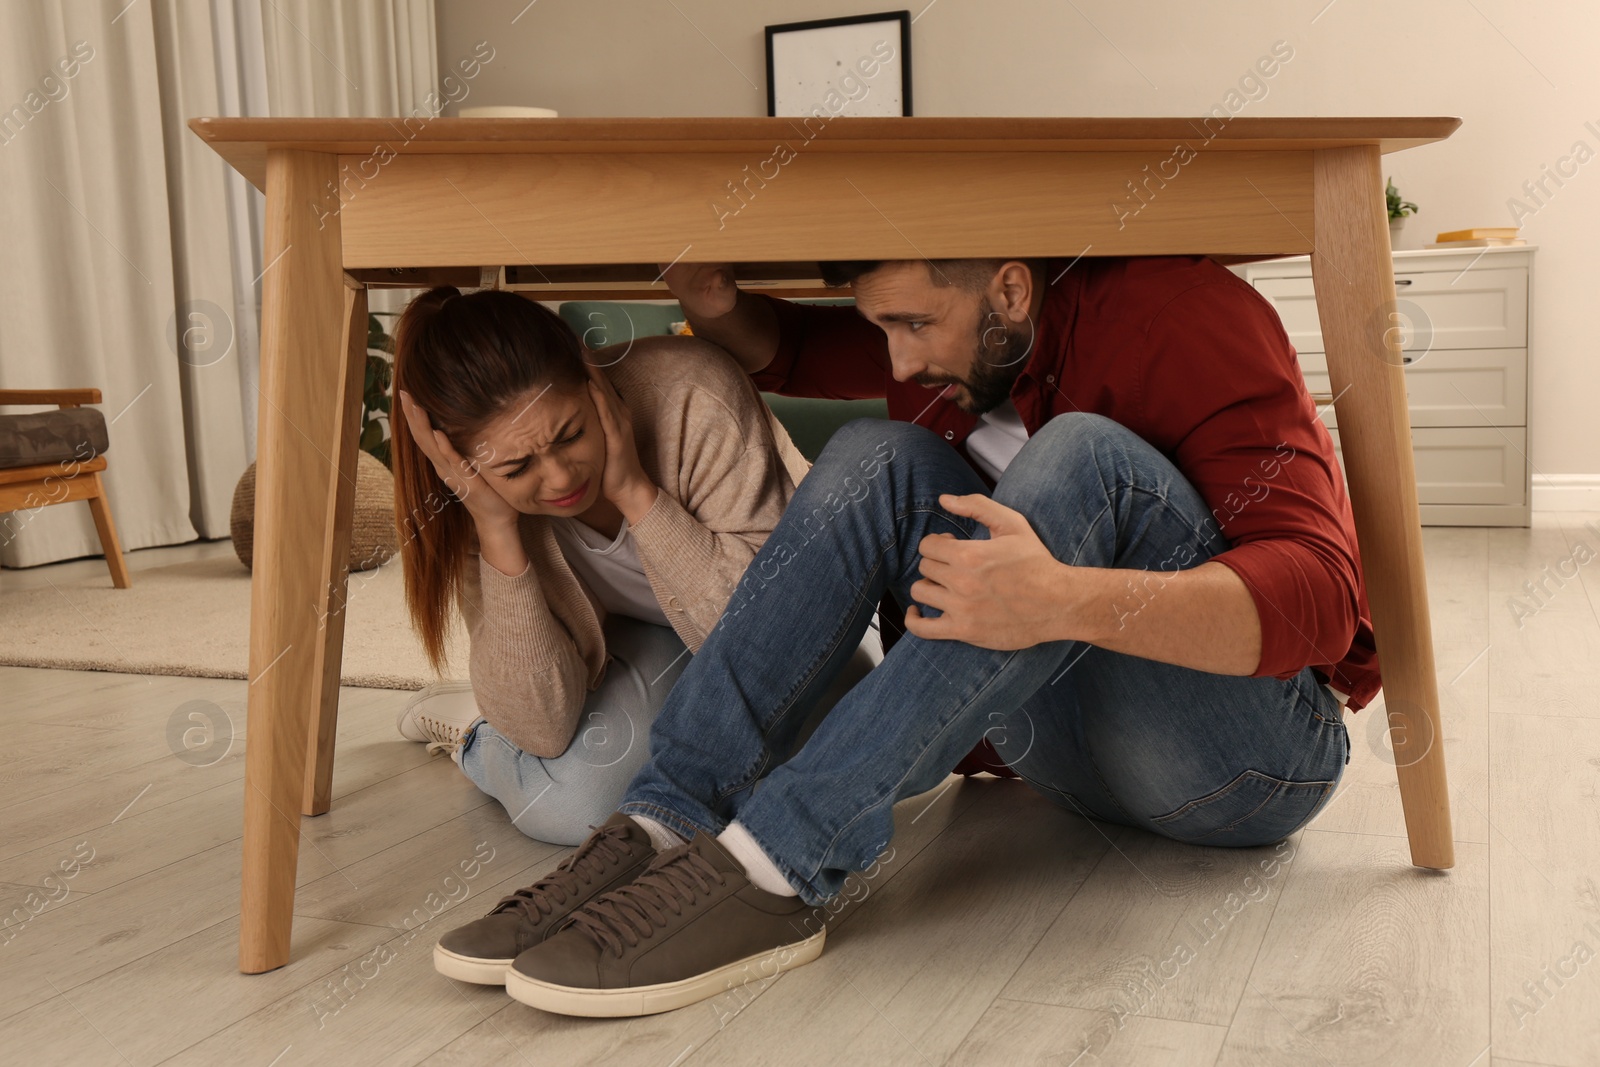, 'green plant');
1386,176,1419,220
361,312,396,467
